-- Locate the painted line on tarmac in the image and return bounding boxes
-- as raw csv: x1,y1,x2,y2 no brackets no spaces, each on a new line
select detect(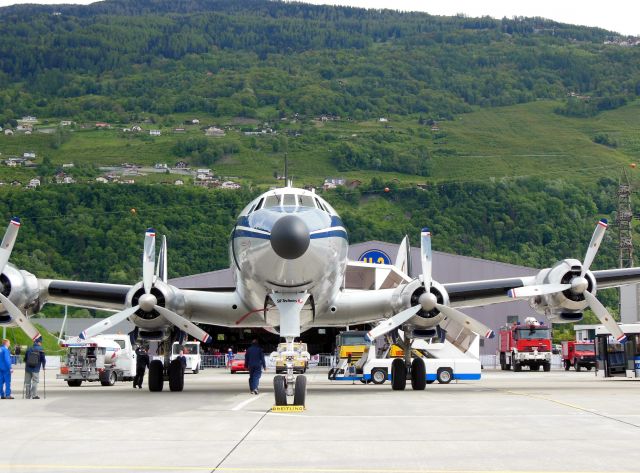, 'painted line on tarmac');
231,394,264,411
0,466,633,473
501,390,640,429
